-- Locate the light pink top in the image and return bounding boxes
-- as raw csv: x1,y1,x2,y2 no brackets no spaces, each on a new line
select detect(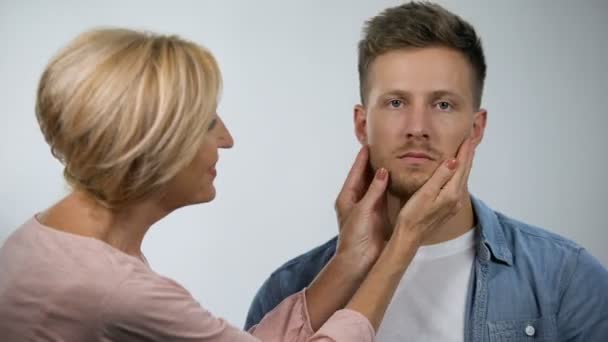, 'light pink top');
0,218,374,341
